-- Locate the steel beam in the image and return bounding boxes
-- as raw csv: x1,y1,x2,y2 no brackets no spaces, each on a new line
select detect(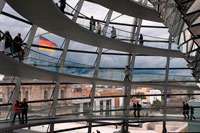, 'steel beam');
0,0,5,12
24,24,38,57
